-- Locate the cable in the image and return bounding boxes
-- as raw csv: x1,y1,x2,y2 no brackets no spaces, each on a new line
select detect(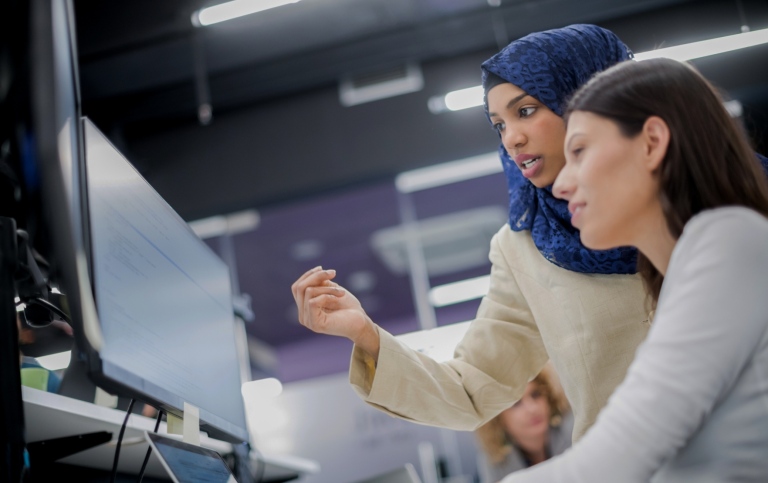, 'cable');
110,398,136,483
19,296,71,326
137,409,164,483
